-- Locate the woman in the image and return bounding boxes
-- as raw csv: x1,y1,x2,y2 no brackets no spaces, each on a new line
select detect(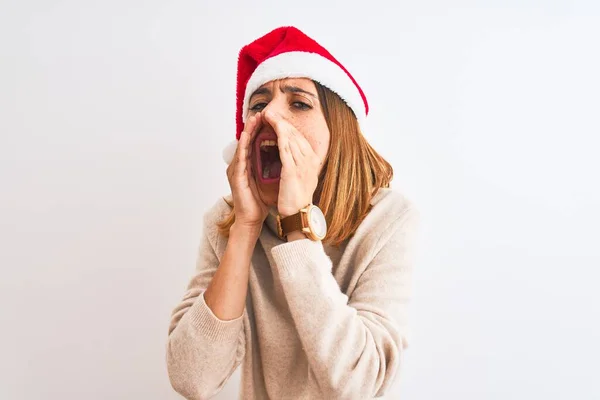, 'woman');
166,26,419,400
